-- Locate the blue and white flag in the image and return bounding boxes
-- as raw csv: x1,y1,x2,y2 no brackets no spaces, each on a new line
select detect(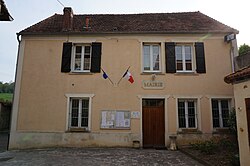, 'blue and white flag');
103,71,108,79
